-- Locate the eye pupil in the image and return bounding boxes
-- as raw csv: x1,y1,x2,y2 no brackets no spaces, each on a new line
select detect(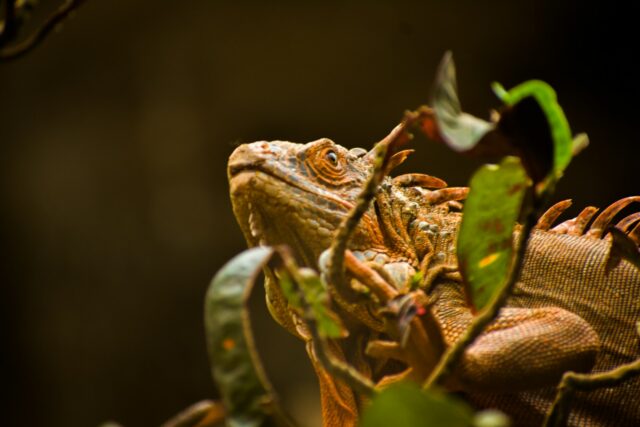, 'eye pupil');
326,150,338,165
